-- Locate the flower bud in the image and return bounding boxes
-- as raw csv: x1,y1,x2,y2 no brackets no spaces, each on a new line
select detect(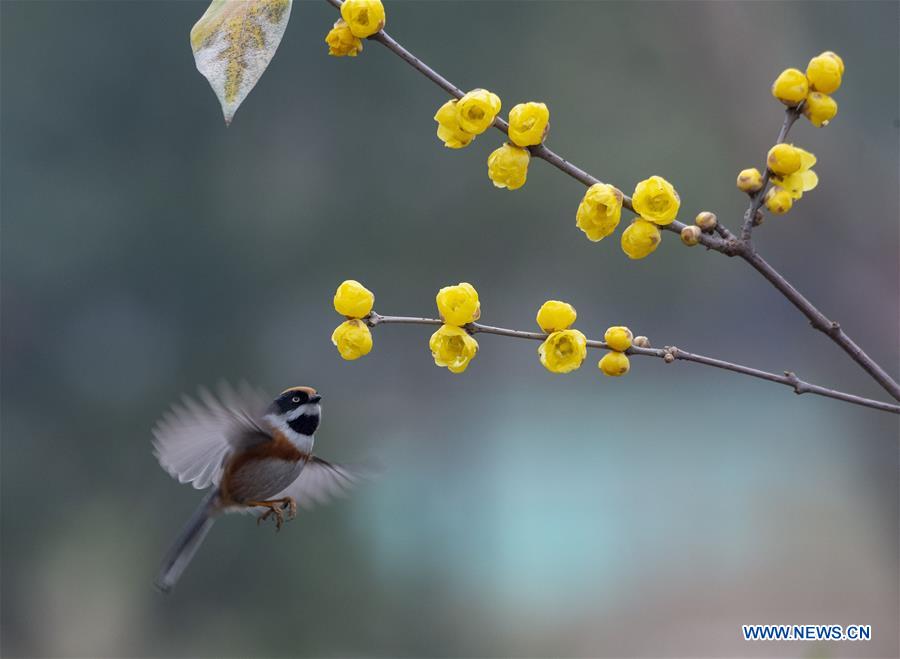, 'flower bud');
806,52,842,94
663,352,675,364
694,211,718,232
621,219,661,260
766,143,802,176
331,320,373,360
333,279,375,318
771,68,809,105
633,335,651,348
436,282,481,326
340,0,385,38
507,102,550,147
325,19,363,57
487,143,530,190
598,351,630,377
604,326,633,352
736,167,764,193
764,187,793,215
536,300,577,333
680,225,702,246
803,92,838,128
